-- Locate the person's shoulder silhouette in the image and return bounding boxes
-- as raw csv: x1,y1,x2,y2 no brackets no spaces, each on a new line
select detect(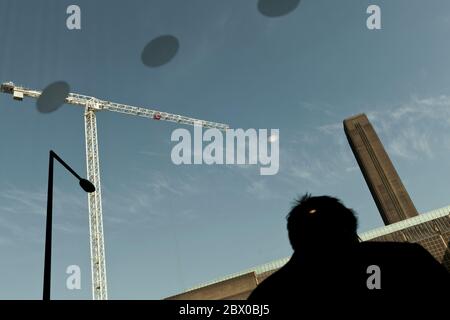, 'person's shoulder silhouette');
247,194,449,303
356,240,449,292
